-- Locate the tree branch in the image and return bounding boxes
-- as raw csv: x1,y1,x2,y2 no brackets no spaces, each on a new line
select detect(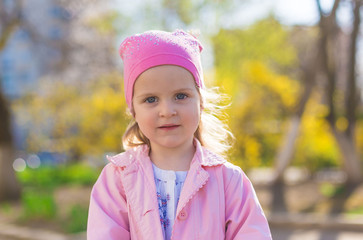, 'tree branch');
0,18,20,50
316,0,324,17
0,0,23,50
331,0,341,17
316,0,341,16
345,0,361,137
316,0,341,127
